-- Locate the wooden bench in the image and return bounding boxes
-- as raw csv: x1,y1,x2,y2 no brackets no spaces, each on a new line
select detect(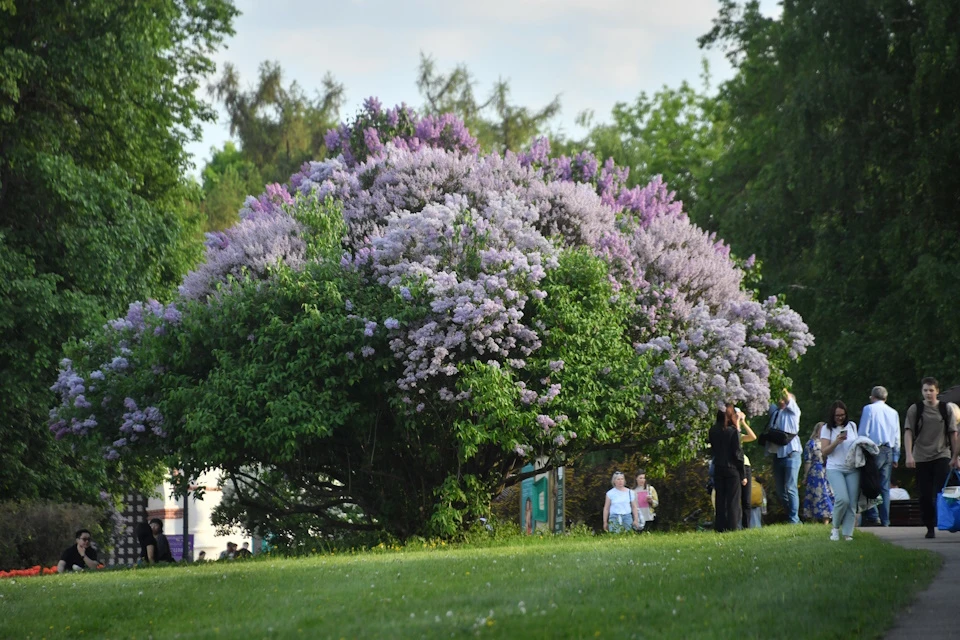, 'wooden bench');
889,499,923,527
